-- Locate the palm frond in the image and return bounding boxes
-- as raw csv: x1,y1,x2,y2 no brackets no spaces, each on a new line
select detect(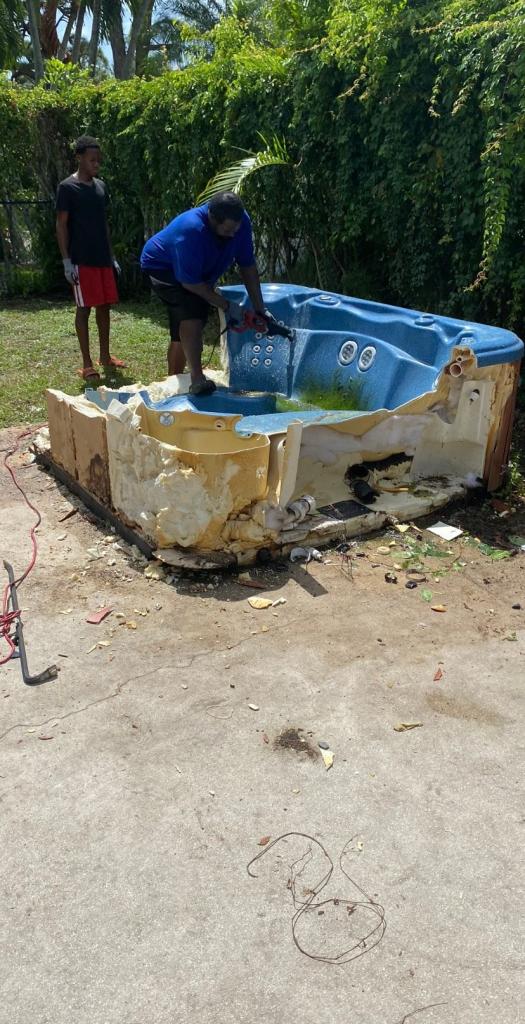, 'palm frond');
196,133,291,204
